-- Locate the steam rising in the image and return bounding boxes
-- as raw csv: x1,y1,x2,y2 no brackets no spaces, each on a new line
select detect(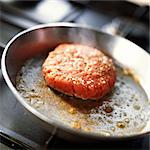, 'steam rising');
68,28,98,47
